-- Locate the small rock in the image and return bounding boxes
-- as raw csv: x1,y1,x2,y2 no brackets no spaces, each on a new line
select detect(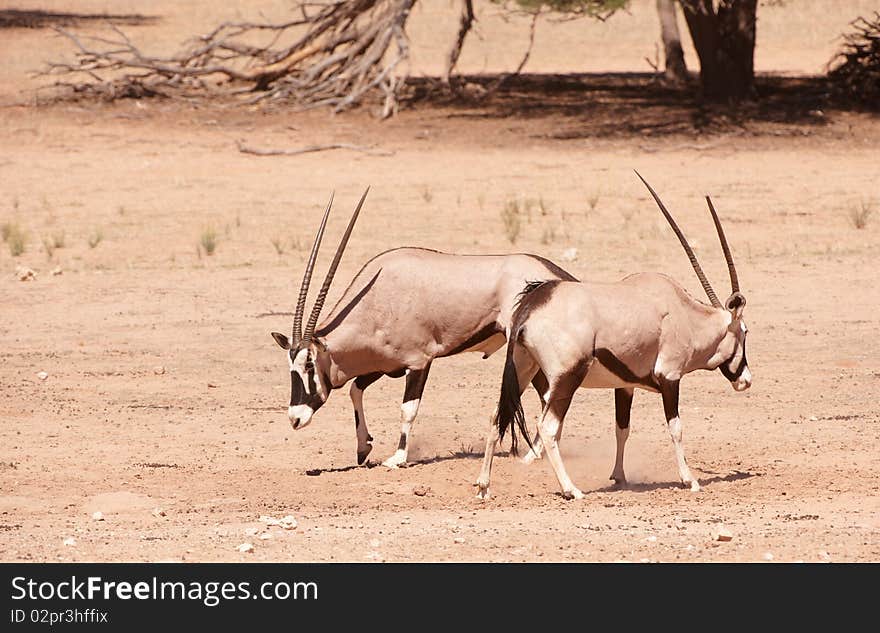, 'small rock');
91,511,104,521
369,539,380,548
818,550,831,561
259,514,296,528
153,366,166,375
15,266,36,281
63,537,76,547
207,383,218,388
36,371,49,381
151,507,166,518
453,537,465,544
412,485,429,497
809,415,818,422
560,247,578,262
244,527,259,536
646,535,657,543
236,543,254,553
279,515,297,529
713,525,734,542
259,532,272,540
763,552,774,561
51,267,63,276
